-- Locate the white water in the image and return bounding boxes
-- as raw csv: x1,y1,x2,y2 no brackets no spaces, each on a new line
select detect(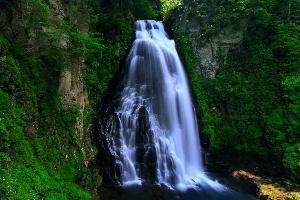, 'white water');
112,20,225,191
